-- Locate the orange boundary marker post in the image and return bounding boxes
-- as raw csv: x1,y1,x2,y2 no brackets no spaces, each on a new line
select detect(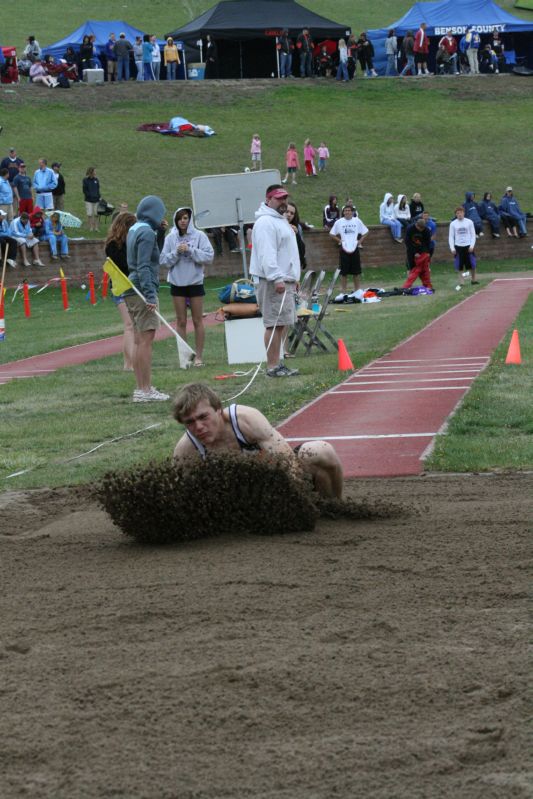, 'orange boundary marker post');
60,276,69,310
102,271,109,299
88,272,96,305
23,282,31,318
338,338,354,371
505,329,522,365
